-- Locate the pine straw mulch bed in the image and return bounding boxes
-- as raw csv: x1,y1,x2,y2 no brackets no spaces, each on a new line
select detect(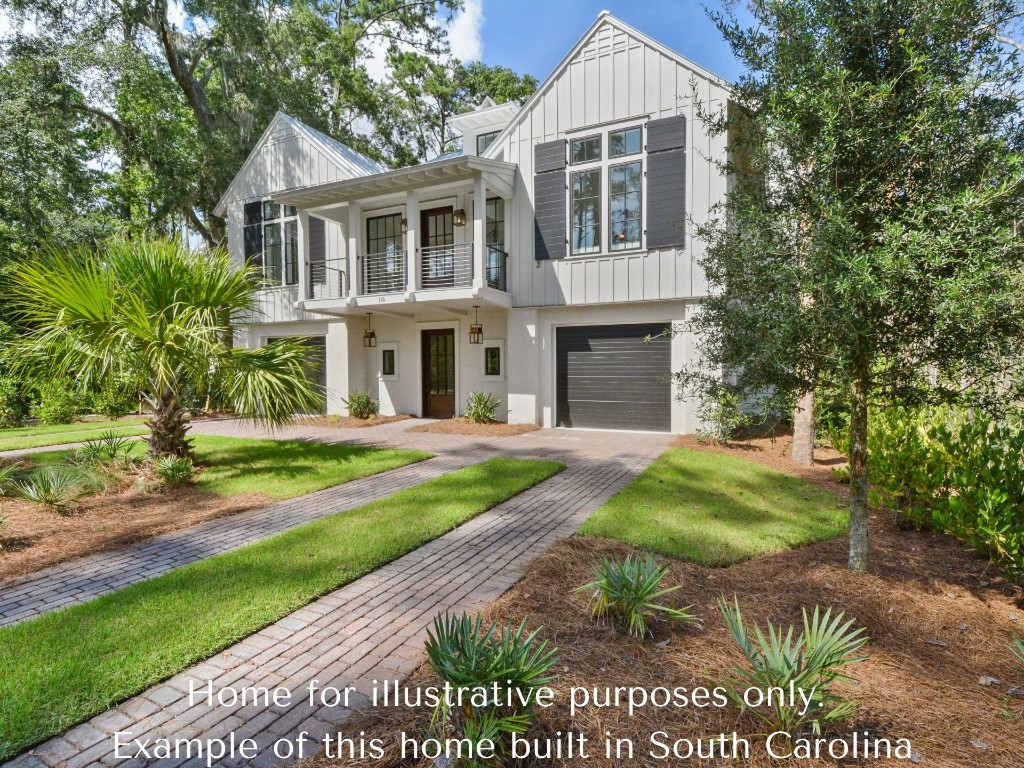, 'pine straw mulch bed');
303,415,414,429
405,419,541,437
303,527,1023,768
0,461,268,584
